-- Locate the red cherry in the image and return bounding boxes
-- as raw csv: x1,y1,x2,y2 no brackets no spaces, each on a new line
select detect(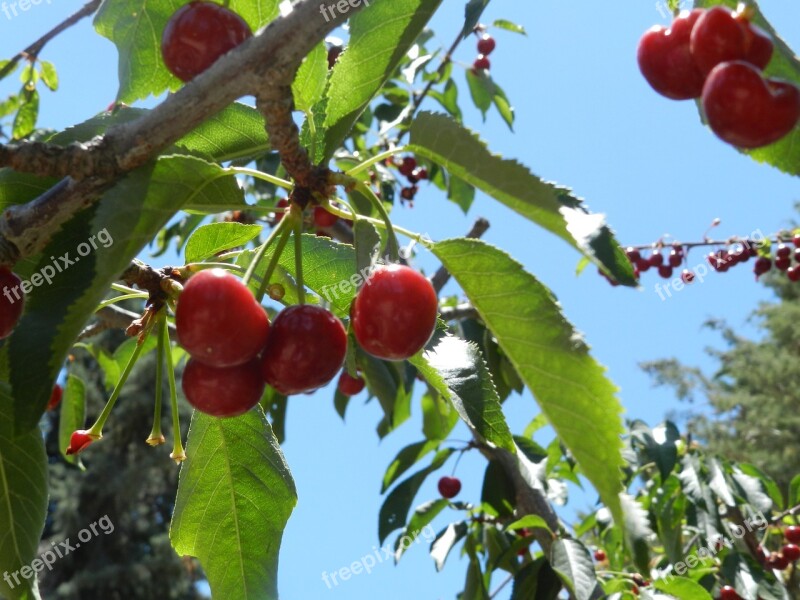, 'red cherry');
768,552,790,571
182,358,264,417
352,265,438,361
690,7,772,75
649,252,664,267
414,168,429,181
786,267,800,282
636,258,651,273
65,430,99,456
793,248,800,263
47,384,63,411
0,267,24,339
637,10,705,100
658,265,673,279
626,247,641,262
754,256,772,279
437,476,461,499
327,45,343,69
782,543,800,562
681,269,695,284
338,371,365,396
793,234,800,248
176,269,270,367
400,186,418,201
261,305,347,395
702,61,800,149
719,586,741,600
473,55,491,71
776,244,791,259
786,526,800,544
314,206,339,228
594,549,607,561
477,35,496,55
398,157,417,177
776,256,791,271
161,1,253,82
668,251,683,267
